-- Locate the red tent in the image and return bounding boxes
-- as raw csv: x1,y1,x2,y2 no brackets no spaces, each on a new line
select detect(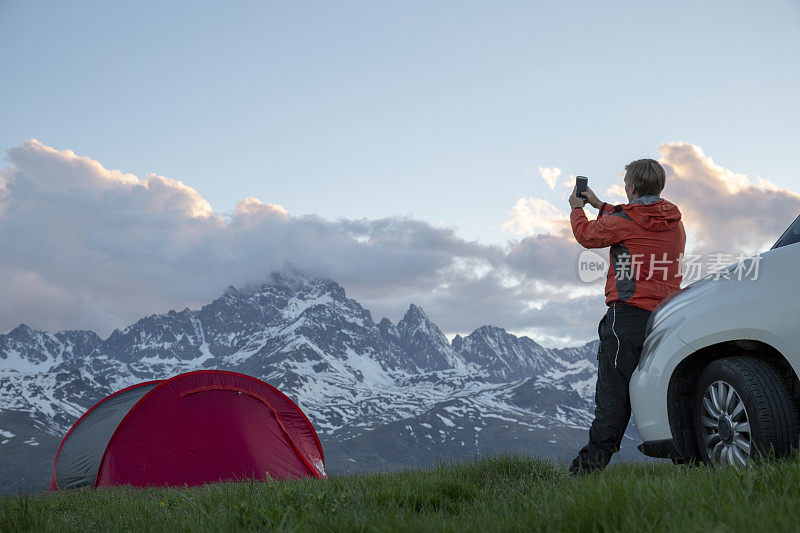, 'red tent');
49,370,326,490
